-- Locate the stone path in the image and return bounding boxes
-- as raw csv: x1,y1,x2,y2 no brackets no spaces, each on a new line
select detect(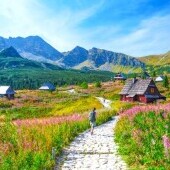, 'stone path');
55,116,128,170
67,89,76,94
96,97,112,109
